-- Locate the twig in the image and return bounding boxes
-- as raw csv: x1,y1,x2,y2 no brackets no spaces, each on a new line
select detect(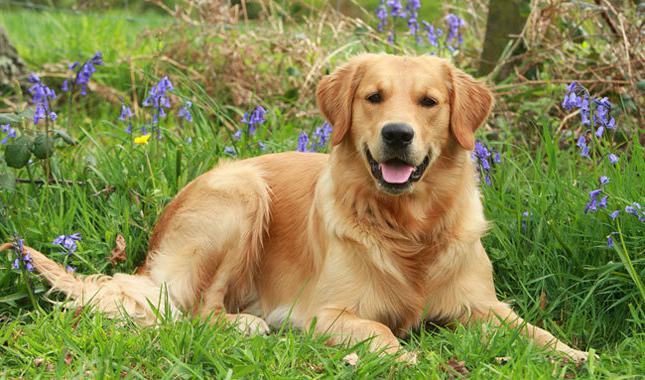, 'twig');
15,178,85,186
494,78,631,91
